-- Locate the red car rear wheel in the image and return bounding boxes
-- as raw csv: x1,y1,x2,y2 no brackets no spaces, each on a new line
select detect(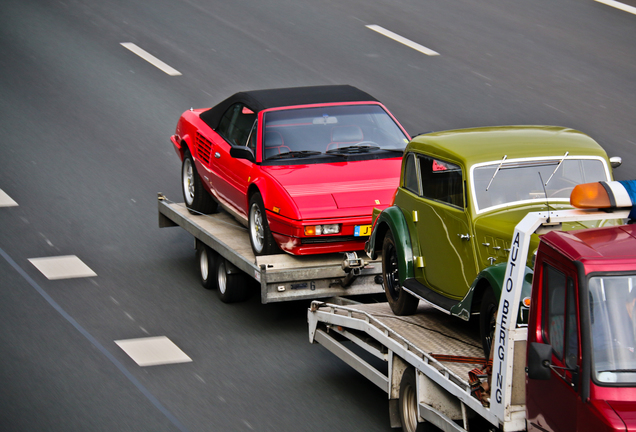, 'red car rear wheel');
181,151,218,214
